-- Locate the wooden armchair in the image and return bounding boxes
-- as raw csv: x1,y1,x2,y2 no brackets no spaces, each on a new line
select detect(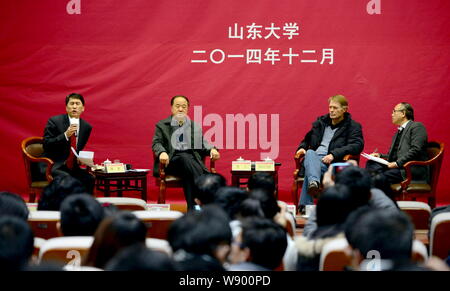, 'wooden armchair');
291,152,359,208
391,141,444,209
153,153,217,204
21,137,54,202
